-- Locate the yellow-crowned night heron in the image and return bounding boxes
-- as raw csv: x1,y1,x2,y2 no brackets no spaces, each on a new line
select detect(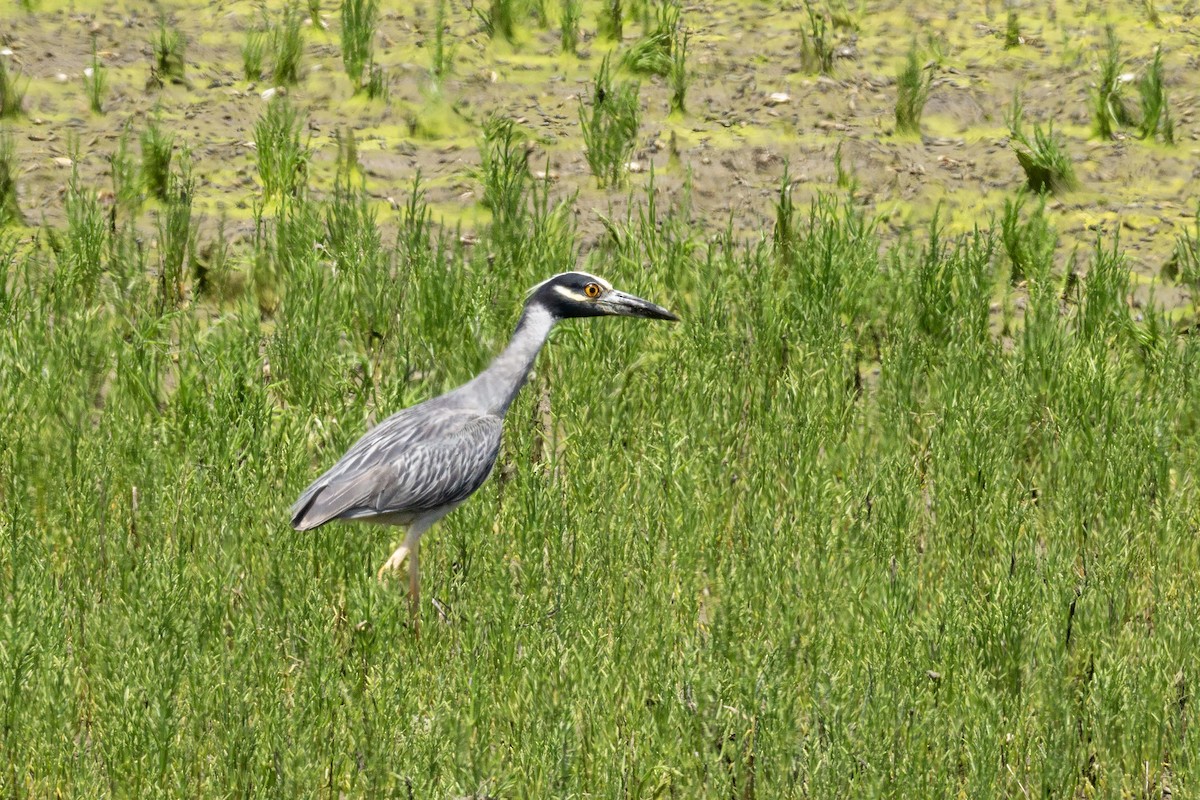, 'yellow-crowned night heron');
290,272,678,623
